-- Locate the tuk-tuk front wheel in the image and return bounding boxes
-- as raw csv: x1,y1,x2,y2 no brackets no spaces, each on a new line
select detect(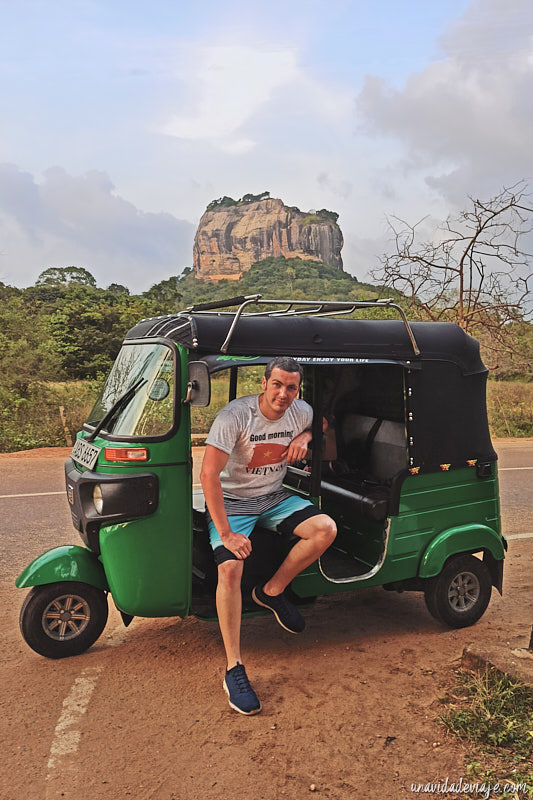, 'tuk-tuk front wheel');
424,554,492,629
19,582,108,659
